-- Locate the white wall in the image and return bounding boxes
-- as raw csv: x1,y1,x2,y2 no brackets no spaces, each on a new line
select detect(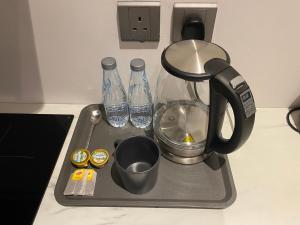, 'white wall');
0,0,300,107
